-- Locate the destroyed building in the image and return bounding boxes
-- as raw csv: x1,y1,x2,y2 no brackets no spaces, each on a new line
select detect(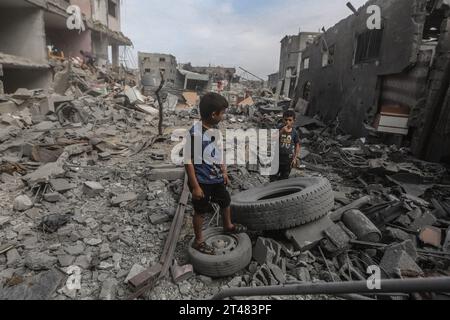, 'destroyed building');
182,63,237,83
278,32,321,98
267,72,279,92
0,0,132,94
138,52,178,86
294,0,450,163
